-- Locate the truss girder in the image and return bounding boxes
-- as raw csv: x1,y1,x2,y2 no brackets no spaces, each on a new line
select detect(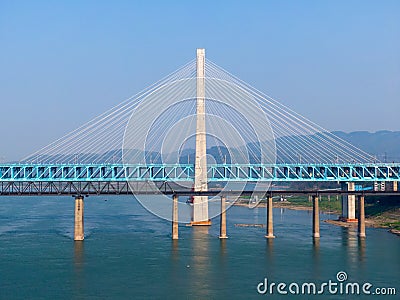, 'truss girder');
1,163,399,183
